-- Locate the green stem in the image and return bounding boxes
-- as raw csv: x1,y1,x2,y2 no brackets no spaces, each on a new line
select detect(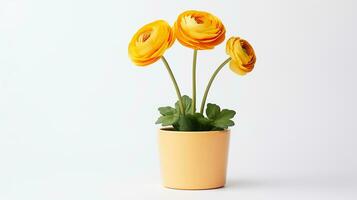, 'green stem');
200,57,232,114
161,56,185,115
192,49,198,114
